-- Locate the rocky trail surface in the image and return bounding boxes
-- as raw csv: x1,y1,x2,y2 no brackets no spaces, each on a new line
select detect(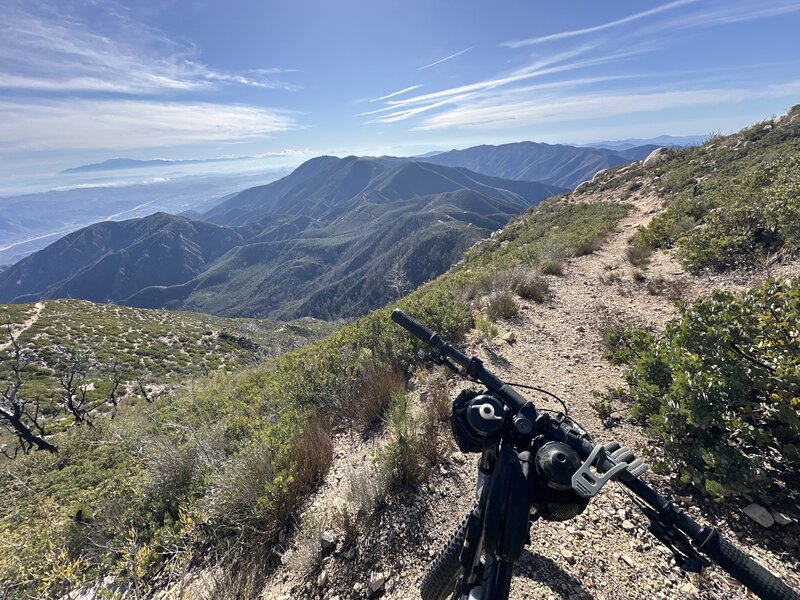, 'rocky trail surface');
0,301,44,351
259,186,800,600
